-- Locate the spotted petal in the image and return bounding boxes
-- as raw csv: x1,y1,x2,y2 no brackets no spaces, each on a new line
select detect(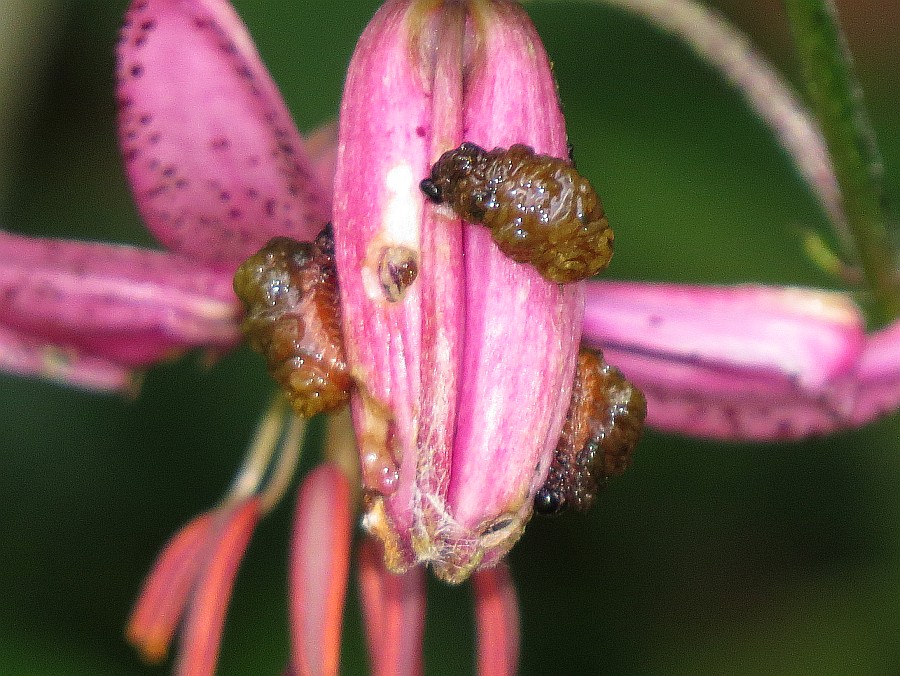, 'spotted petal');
581,281,870,440
117,0,330,266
